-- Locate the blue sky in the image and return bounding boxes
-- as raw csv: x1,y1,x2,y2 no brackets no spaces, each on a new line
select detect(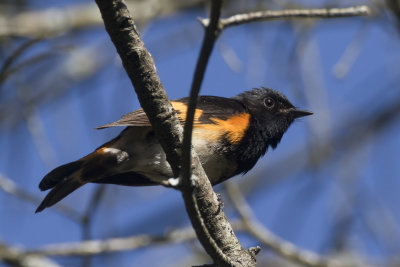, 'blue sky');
1,1,400,266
